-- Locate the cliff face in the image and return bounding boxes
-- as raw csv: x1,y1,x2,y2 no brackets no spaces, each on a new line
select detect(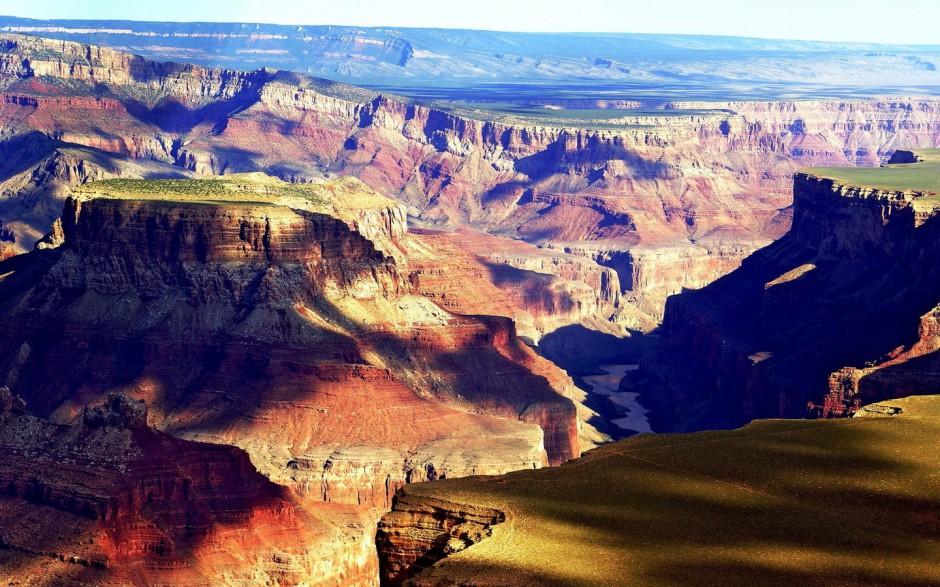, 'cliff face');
405,227,623,343
375,493,505,586
1,176,581,474
640,151,940,432
4,34,940,343
56,196,408,301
